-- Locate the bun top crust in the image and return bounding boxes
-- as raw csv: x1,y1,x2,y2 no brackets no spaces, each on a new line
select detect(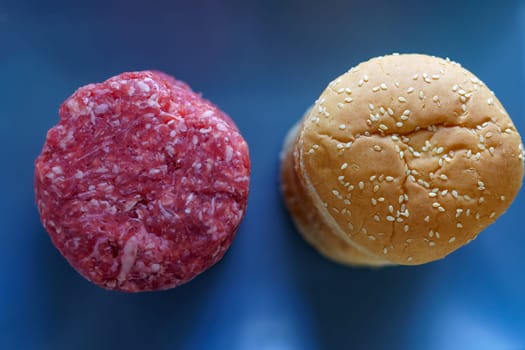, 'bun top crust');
297,54,524,264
